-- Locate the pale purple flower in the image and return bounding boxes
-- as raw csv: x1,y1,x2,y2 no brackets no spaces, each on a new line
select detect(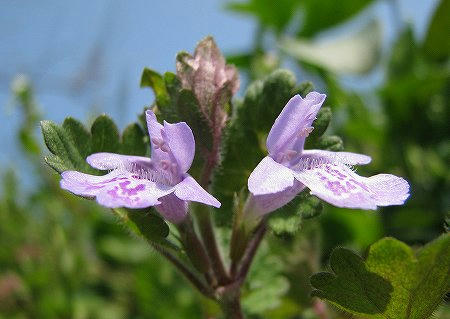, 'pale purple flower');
247,93,410,217
60,110,221,223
